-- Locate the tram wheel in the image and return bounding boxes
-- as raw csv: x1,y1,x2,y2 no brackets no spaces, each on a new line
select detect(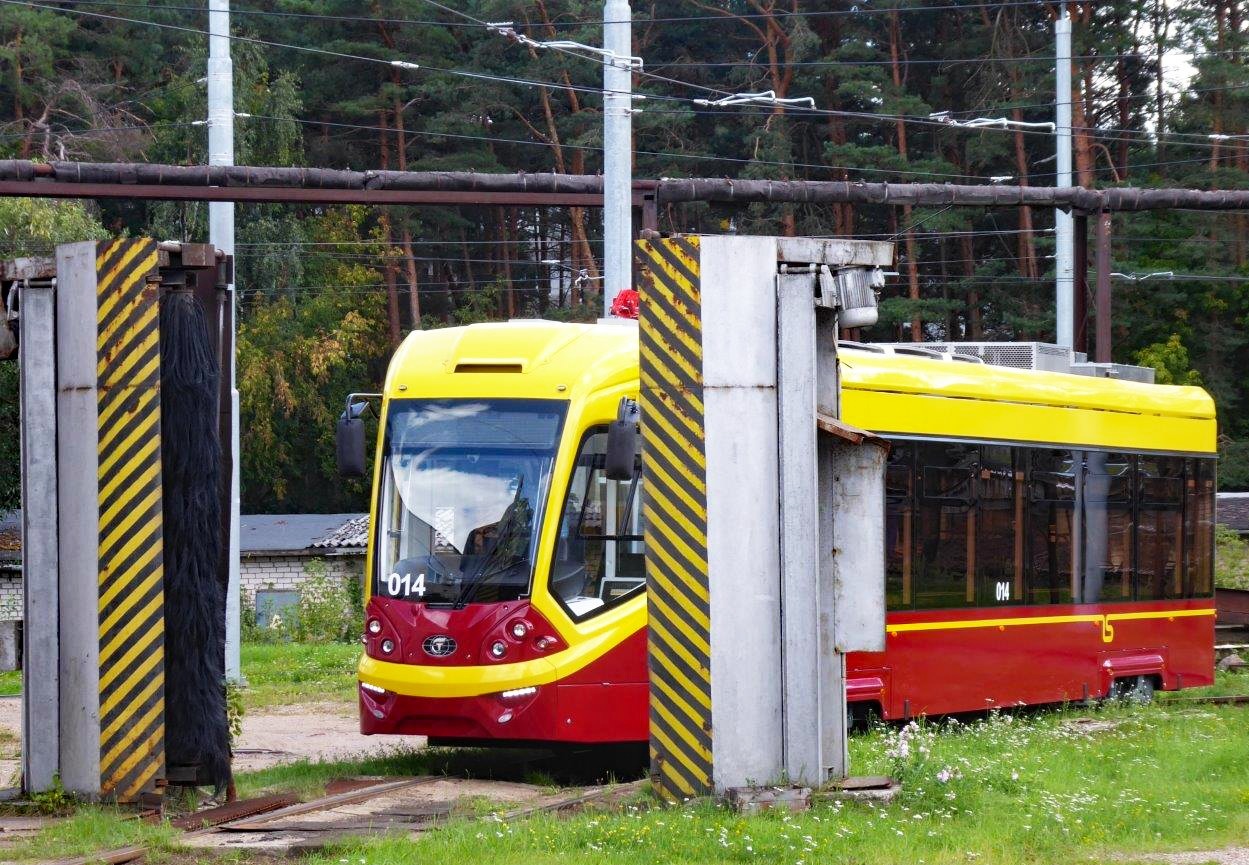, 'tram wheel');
1110,676,1156,705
